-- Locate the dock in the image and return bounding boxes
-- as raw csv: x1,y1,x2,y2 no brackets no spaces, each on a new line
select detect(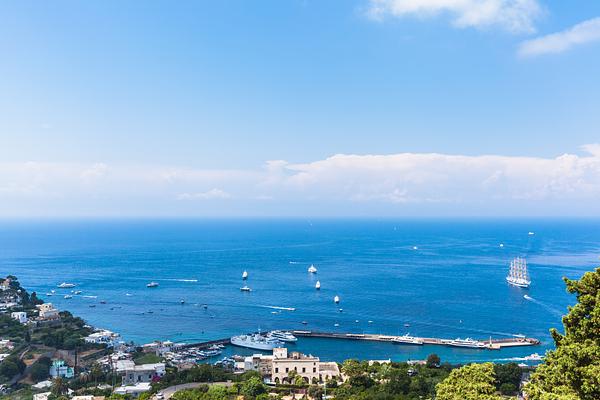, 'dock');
291,330,540,350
